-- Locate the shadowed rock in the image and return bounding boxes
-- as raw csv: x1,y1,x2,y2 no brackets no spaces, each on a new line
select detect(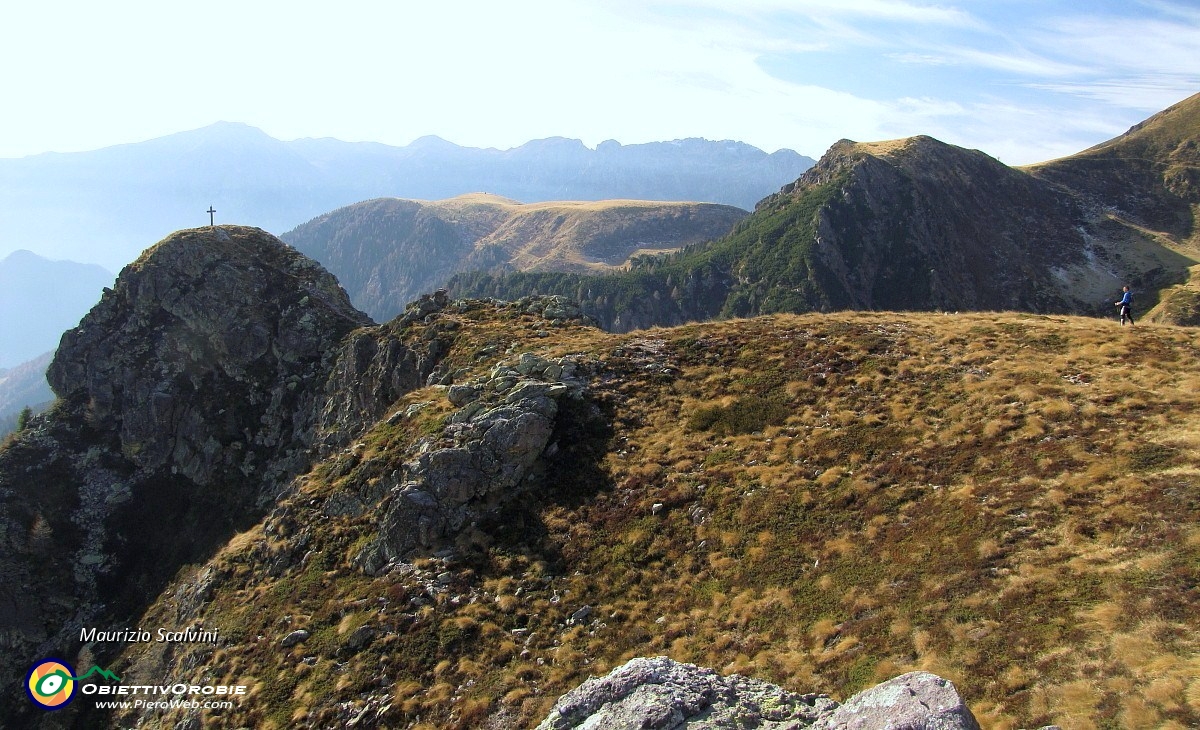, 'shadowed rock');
0,226,369,723
48,225,370,492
